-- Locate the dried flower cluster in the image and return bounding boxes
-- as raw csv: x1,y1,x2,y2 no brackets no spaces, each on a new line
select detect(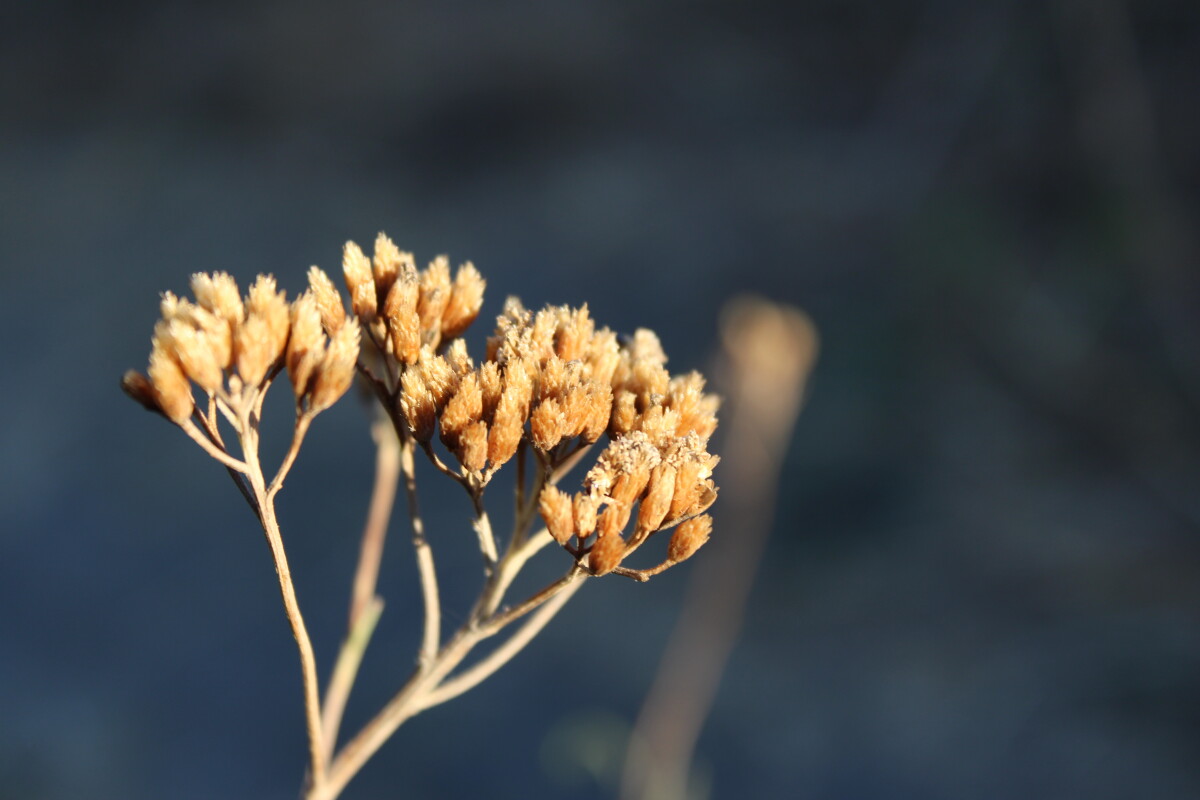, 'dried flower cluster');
123,271,362,423
122,232,720,800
